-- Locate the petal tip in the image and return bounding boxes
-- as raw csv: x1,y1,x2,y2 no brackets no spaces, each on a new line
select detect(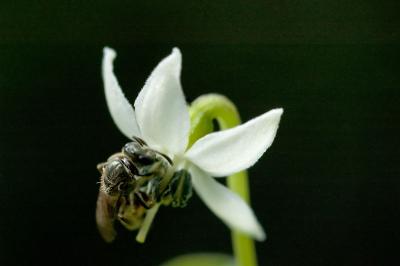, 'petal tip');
170,48,182,66
103,47,116,59
172,47,181,56
264,108,283,125
271,108,284,117
254,226,267,241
